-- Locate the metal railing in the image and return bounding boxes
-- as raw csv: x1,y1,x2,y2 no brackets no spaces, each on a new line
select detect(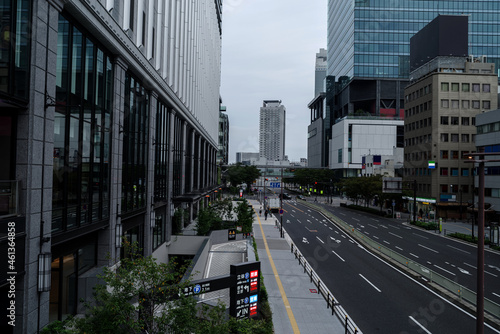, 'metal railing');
0,180,19,218
288,239,360,334
303,201,500,321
